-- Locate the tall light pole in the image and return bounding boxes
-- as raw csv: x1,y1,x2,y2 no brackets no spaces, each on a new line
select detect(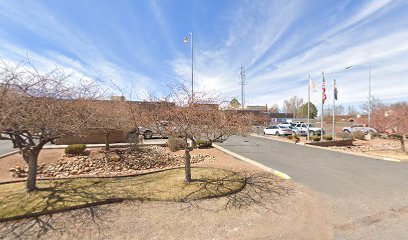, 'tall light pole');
344,65,371,128
368,66,372,128
184,32,194,103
